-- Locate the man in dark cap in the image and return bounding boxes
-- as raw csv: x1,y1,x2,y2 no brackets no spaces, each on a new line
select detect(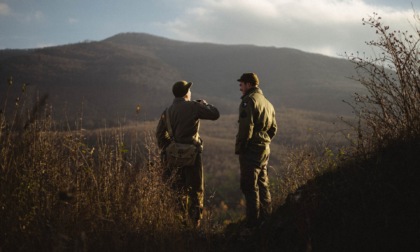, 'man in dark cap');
235,72,277,229
156,80,219,228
